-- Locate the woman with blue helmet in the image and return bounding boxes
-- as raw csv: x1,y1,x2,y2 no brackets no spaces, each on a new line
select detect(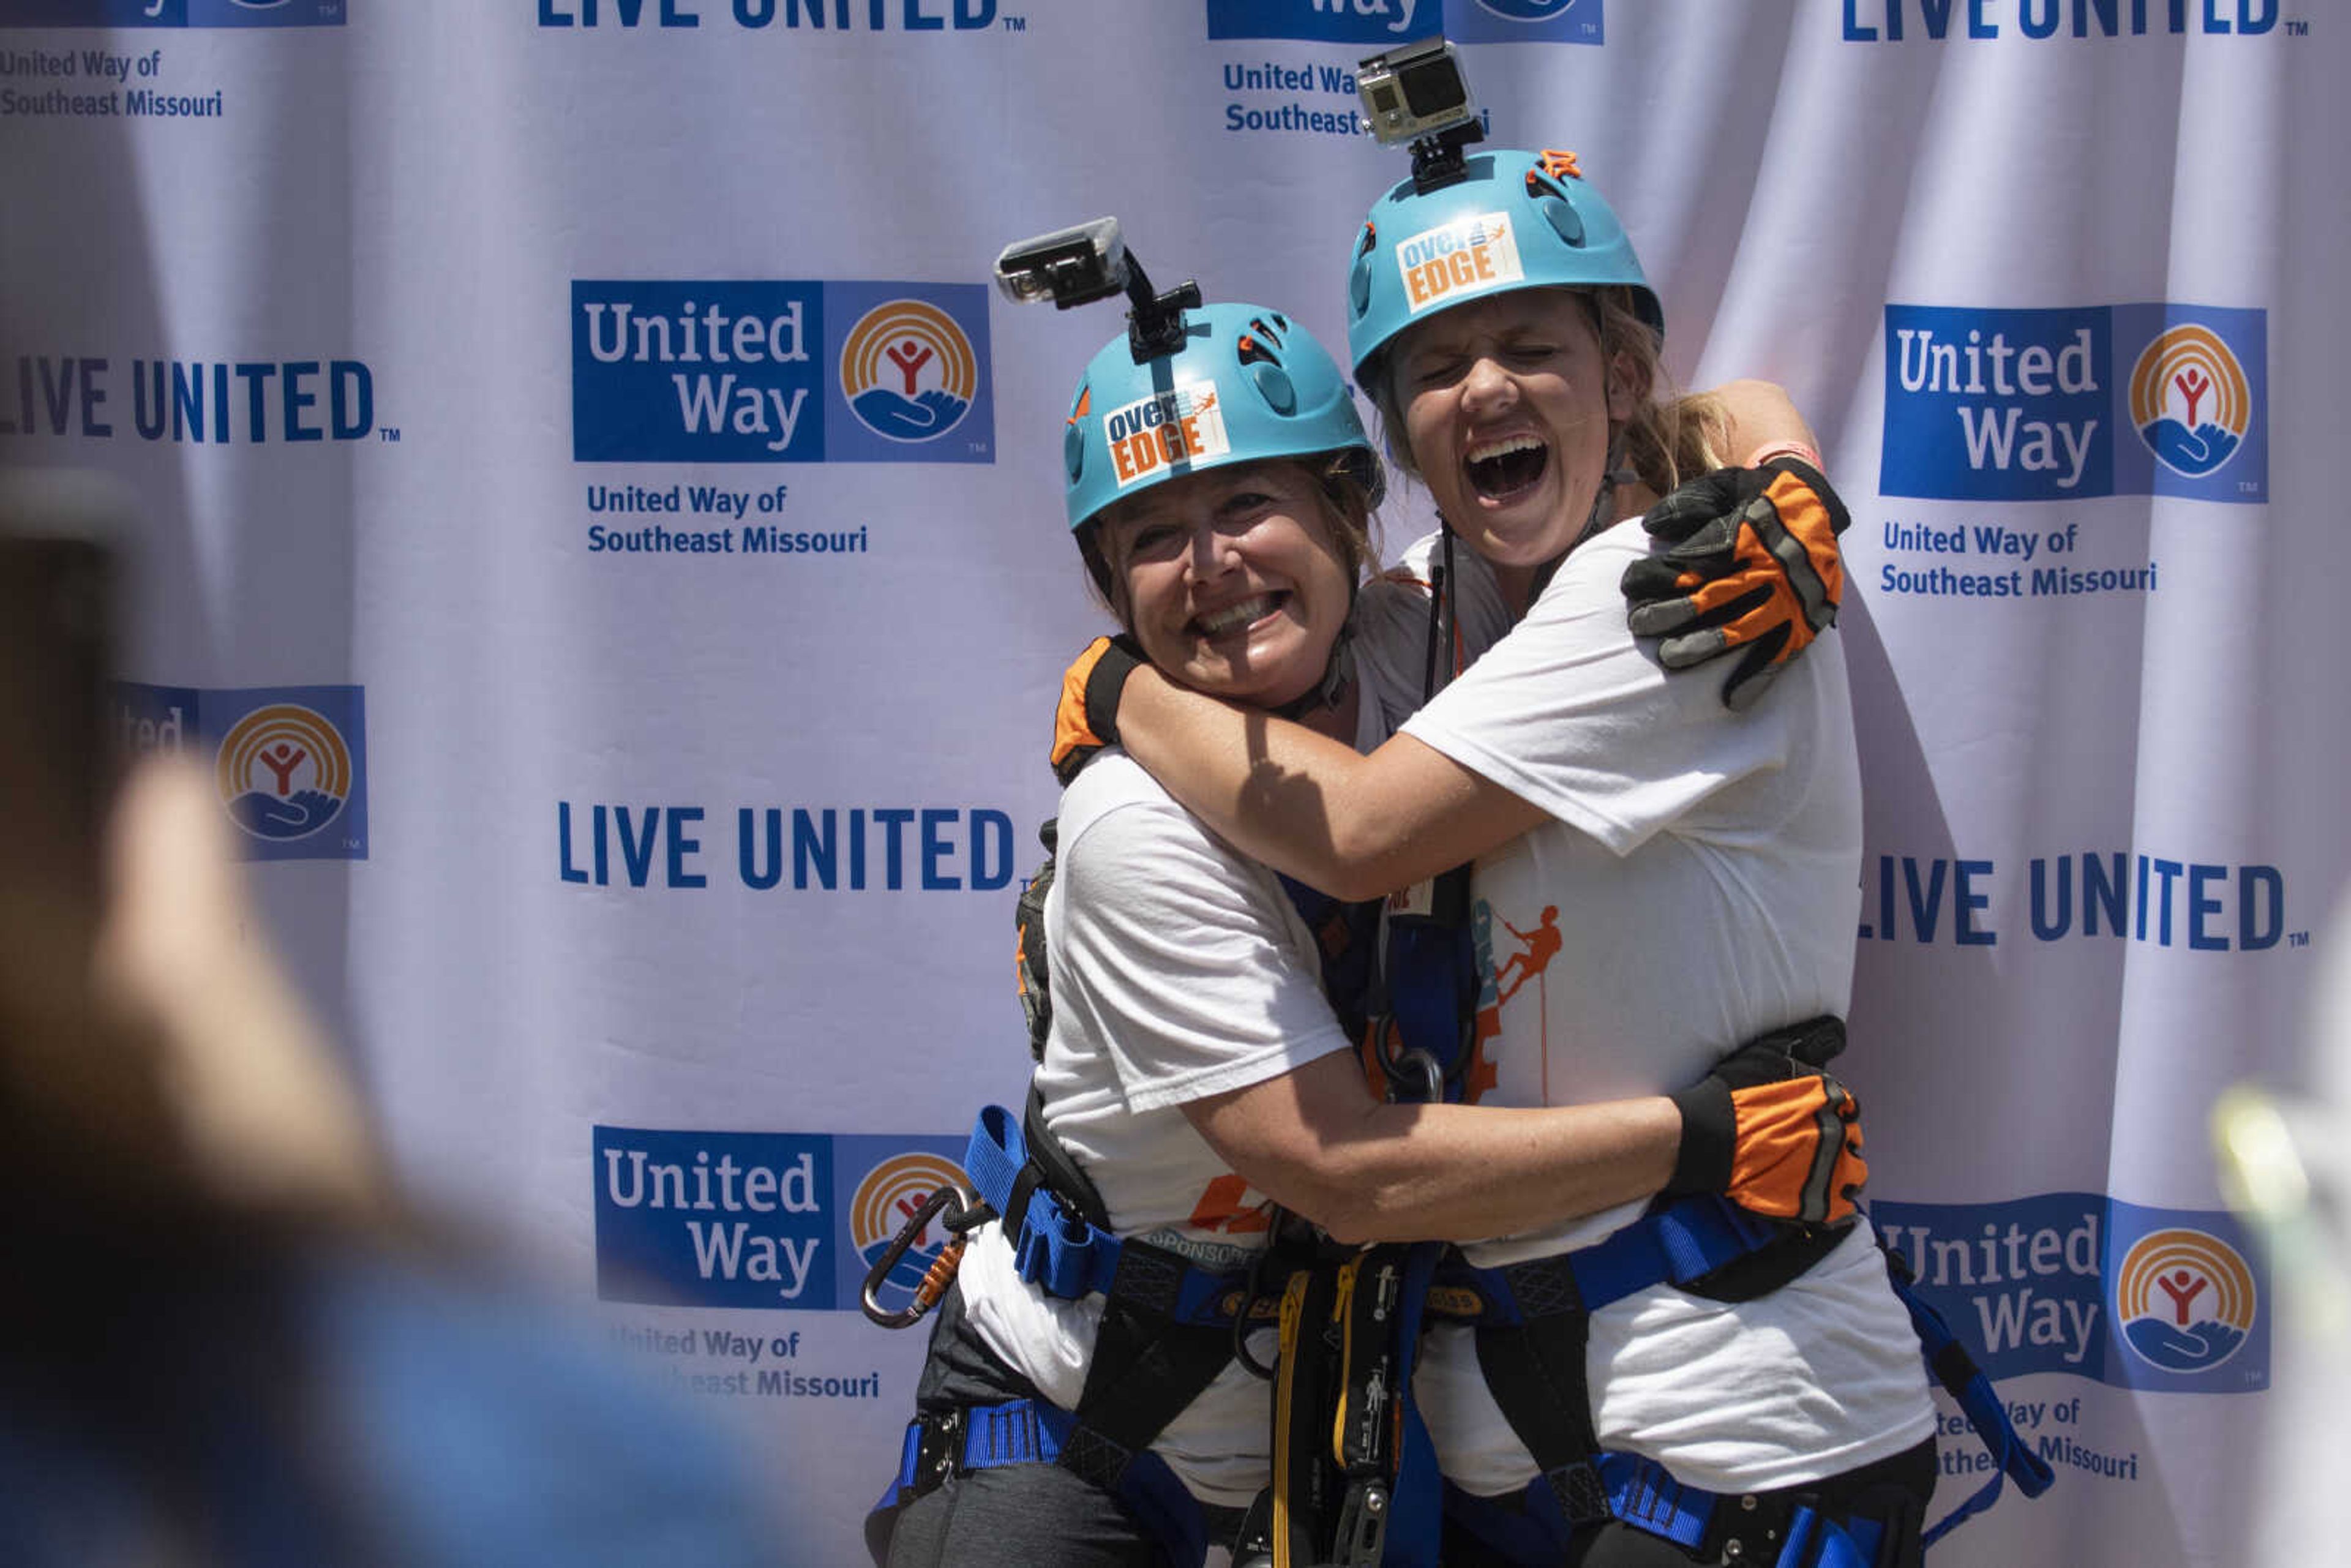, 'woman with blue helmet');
1055,148,1941,1567
869,270,1873,1568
